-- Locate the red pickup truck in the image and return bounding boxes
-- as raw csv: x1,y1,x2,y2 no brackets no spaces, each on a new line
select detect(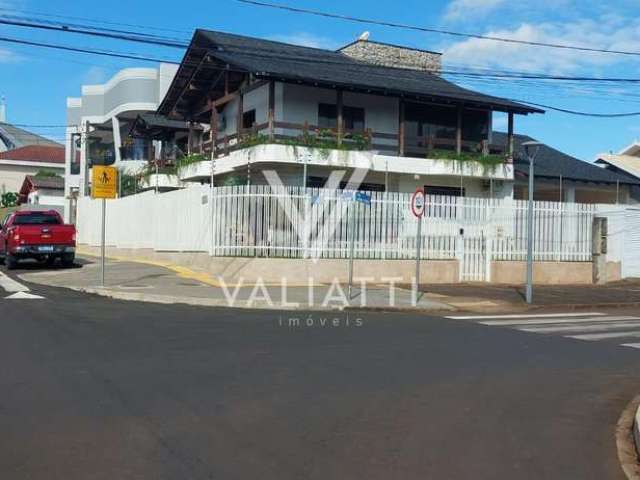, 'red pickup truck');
0,210,76,270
